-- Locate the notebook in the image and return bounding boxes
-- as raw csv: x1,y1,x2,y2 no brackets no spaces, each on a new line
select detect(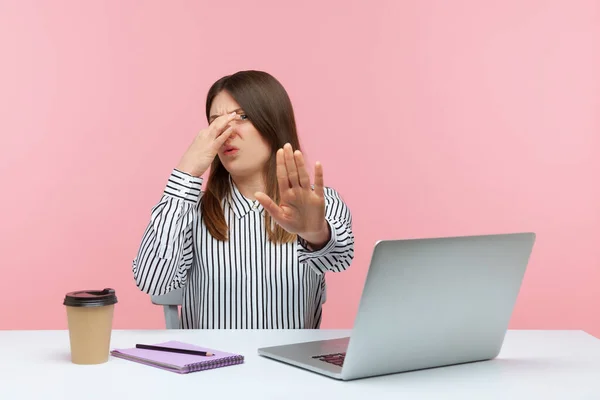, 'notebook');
110,340,244,374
